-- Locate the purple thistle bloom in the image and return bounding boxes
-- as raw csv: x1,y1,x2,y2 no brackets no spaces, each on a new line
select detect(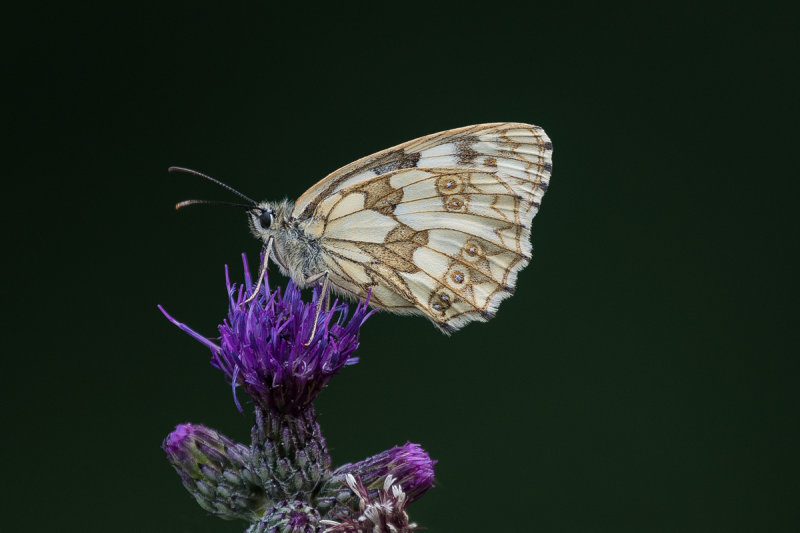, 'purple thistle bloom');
323,442,435,507
163,423,266,521
159,254,373,414
159,253,434,531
